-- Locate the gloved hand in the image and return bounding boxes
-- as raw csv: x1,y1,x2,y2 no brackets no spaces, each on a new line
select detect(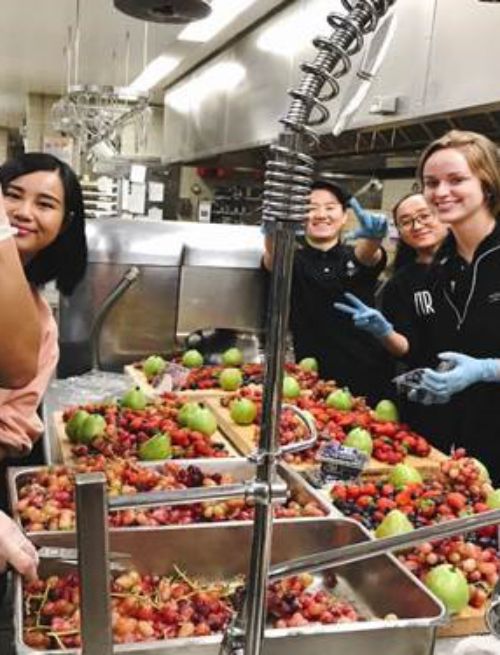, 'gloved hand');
260,219,275,237
419,352,500,402
334,292,393,339
0,511,38,581
348,197,388,240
